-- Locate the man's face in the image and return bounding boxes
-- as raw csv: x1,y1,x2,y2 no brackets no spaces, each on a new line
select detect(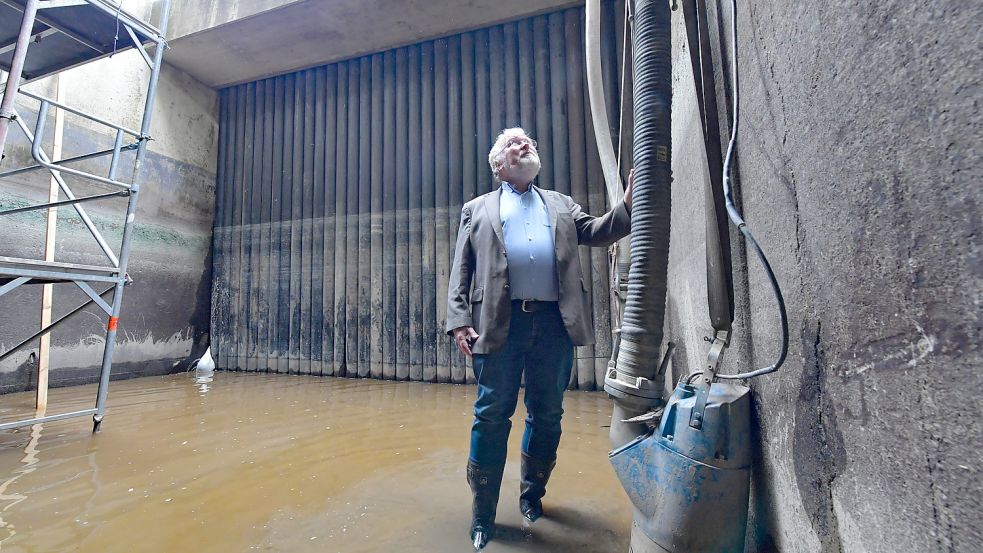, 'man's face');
498,134,541,184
